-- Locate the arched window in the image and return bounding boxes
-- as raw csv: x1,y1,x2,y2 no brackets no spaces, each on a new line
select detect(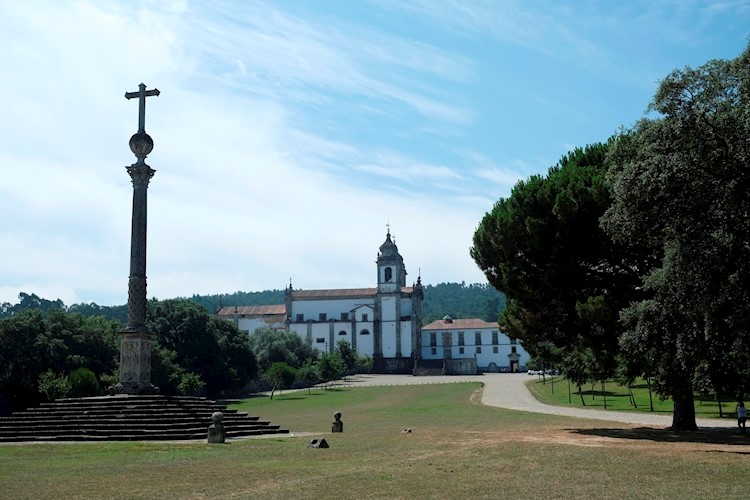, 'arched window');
338,330,347,336
384,267,392,282
360,329,370,335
